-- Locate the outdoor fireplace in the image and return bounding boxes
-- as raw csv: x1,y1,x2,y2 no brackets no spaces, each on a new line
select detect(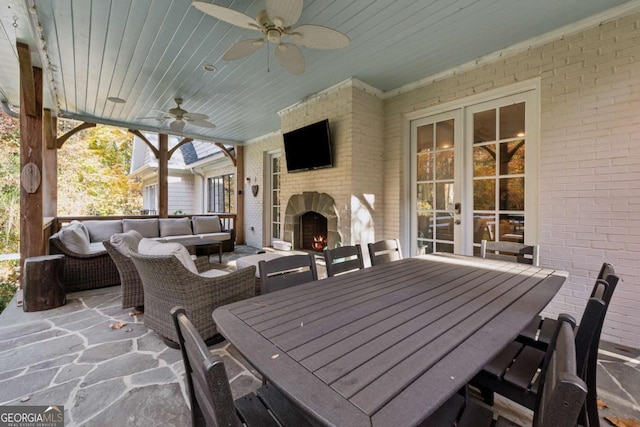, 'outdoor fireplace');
283,192,341,250
300,212,328,251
